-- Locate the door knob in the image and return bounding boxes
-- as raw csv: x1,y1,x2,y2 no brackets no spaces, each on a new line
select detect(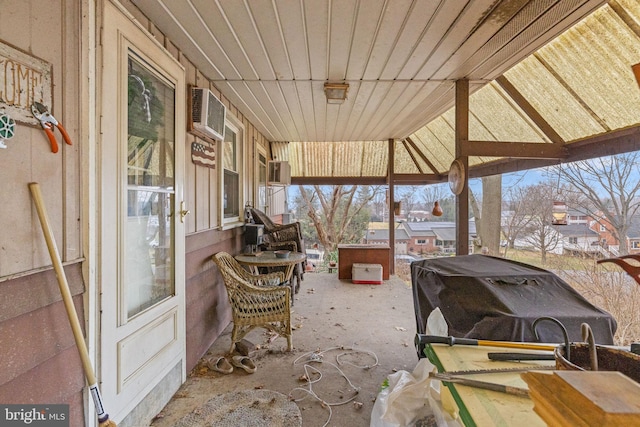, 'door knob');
179,201,190,223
